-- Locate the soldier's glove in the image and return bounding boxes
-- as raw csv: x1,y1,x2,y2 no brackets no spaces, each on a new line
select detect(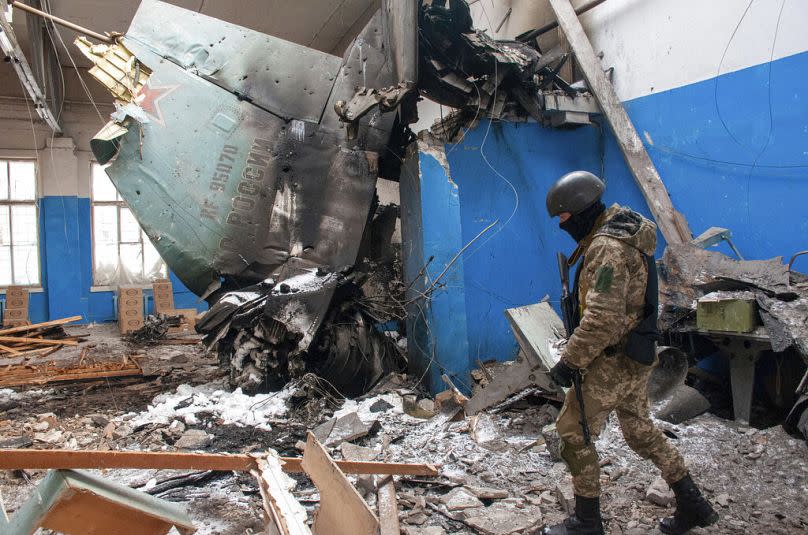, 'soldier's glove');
549,360,576,388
